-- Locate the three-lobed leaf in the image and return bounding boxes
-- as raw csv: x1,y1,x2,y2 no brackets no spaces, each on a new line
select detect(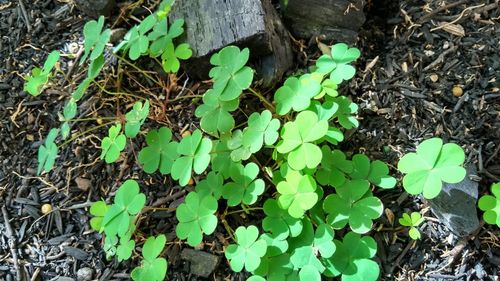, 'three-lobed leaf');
316,43,360,84
276,171,319,218
125,100,150,138
398,138,466,199
225,225,267,272
80,16,111,64
222,162,265,206
131,234,168,281
100,124,126,163
175,192,218,246
274,74,321,115
171,130,212,186
195,89,239,137
478,183,500,227
24,51,60,96
138,127,178,174
37,128,59,175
